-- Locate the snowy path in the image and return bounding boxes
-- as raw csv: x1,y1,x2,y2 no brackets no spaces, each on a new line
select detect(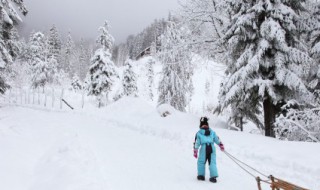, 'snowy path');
1,101,319,190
